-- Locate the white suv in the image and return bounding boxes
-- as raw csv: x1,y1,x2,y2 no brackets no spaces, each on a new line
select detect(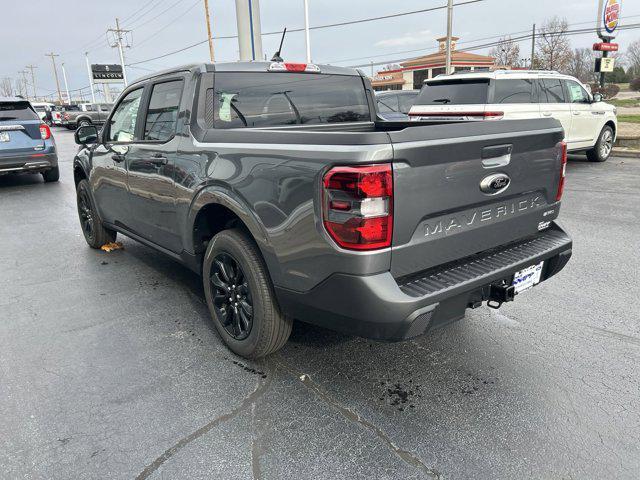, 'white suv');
408,70,617,162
